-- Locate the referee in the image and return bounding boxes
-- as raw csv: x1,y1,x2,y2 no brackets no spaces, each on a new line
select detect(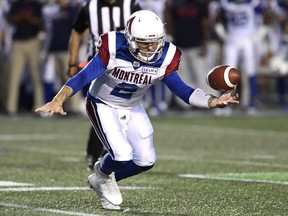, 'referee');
67,0,141,171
